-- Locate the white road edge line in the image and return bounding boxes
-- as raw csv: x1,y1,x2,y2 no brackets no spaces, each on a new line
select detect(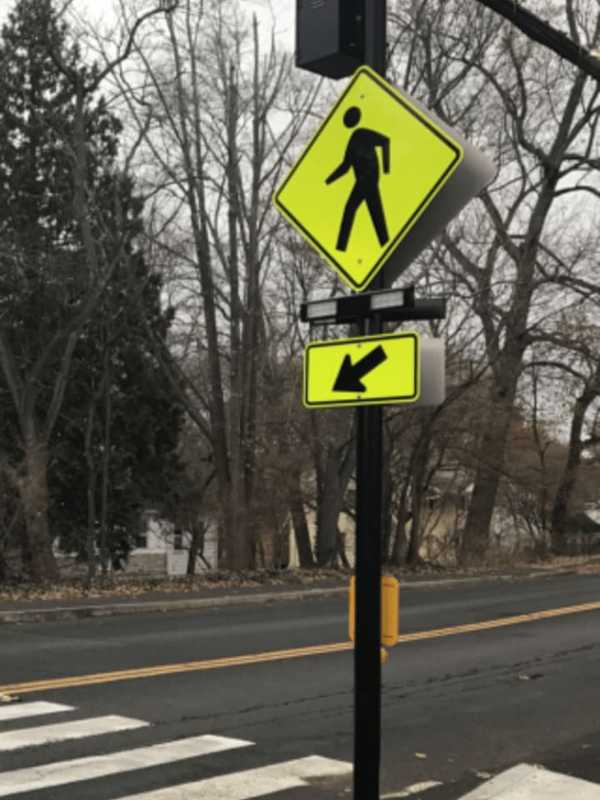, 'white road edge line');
0,701,74,723
113,754,353,800
0,734,253,797
0,715,148,752
381,780,443,798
